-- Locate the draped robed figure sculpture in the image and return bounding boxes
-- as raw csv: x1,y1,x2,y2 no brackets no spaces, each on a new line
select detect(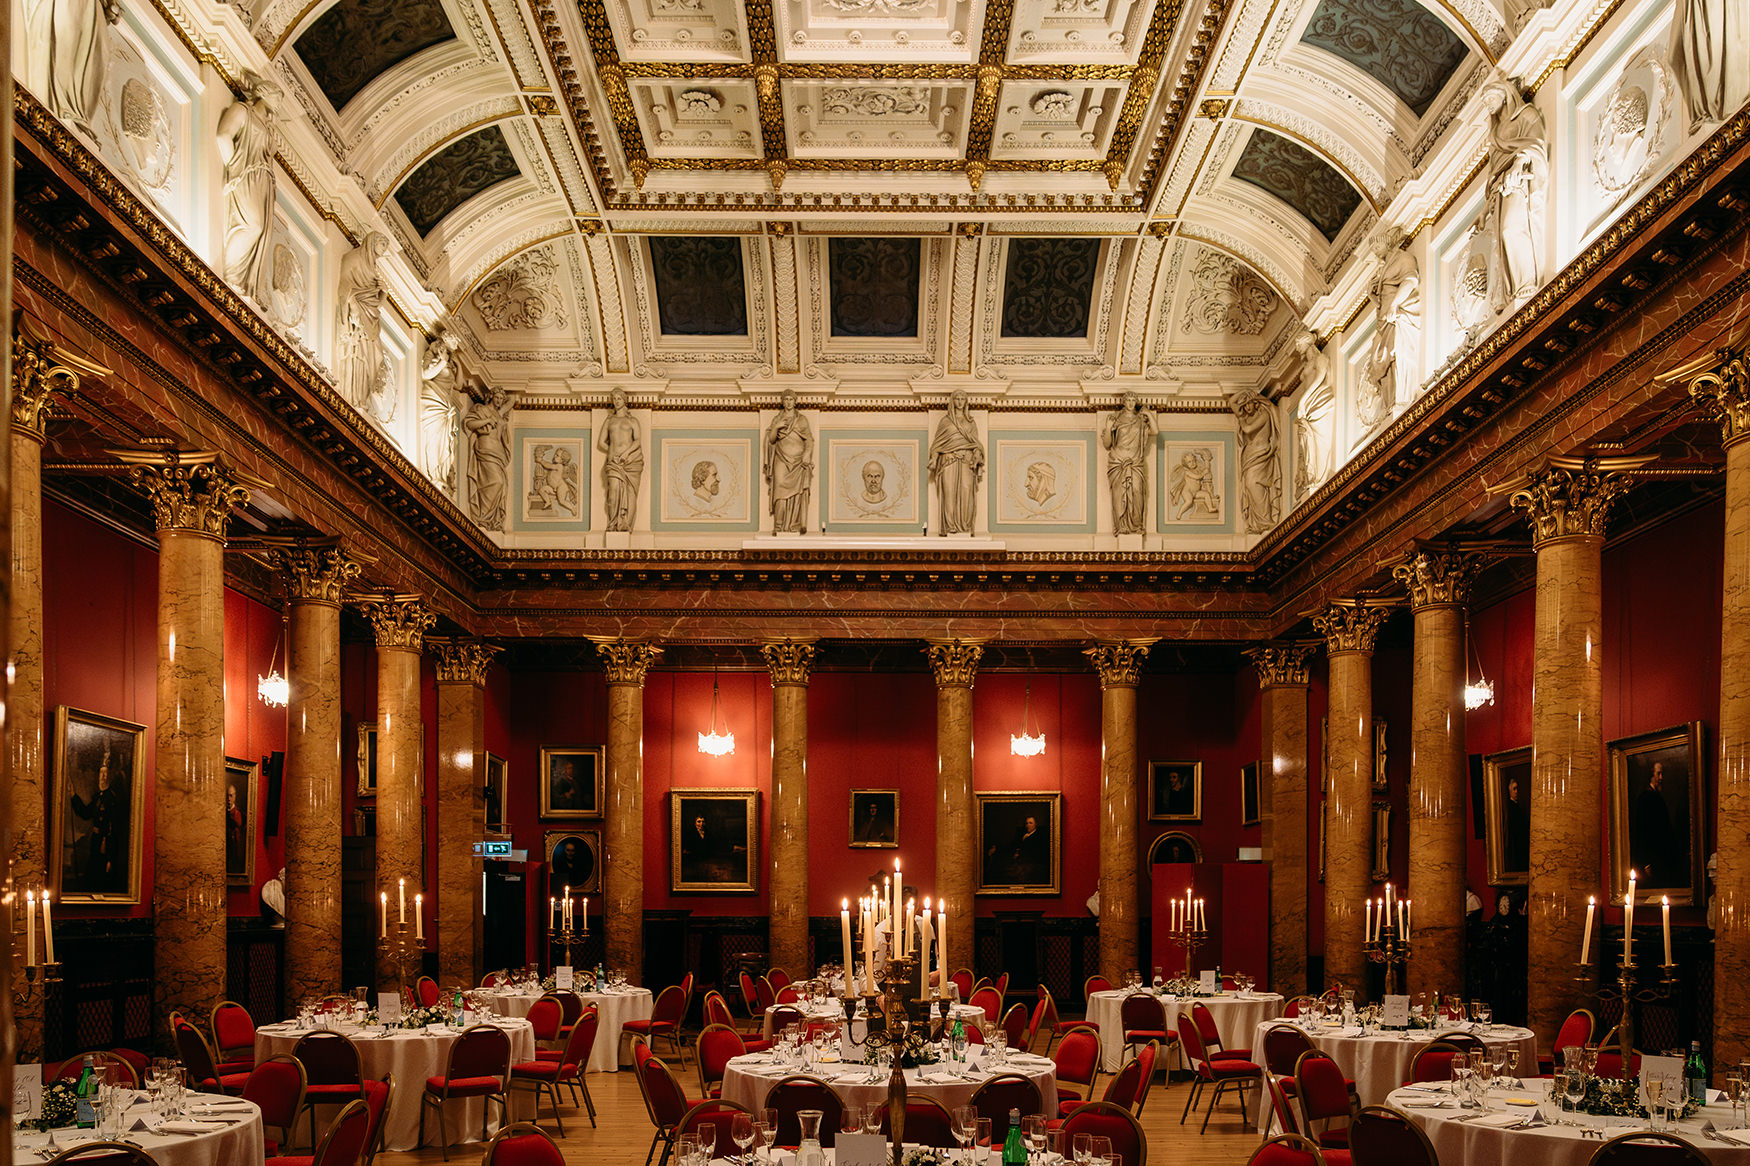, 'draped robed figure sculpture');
764,389,814,534
20,0,120,134
217,74,282,308
1100,390,1156,535
928,390,984,534
597,387,644,532
1480,76,1548,309
336,232,392,419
